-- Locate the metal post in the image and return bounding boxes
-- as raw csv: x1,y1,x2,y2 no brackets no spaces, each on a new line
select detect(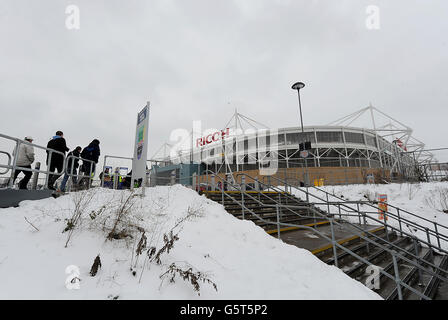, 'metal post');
276,205,281,240
425,227,432,250
357,203,362,225
45,150,53,189
8,140,20,188
192,172,197,191
101,156,107,188
211,175,216,191
413,238,423,286
68,159,75,192
113,169,118,190
391,252,403,300
397,208,403,237
434,223,441,249
31,162,41,190
330,220,338,268
88,161,93,189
